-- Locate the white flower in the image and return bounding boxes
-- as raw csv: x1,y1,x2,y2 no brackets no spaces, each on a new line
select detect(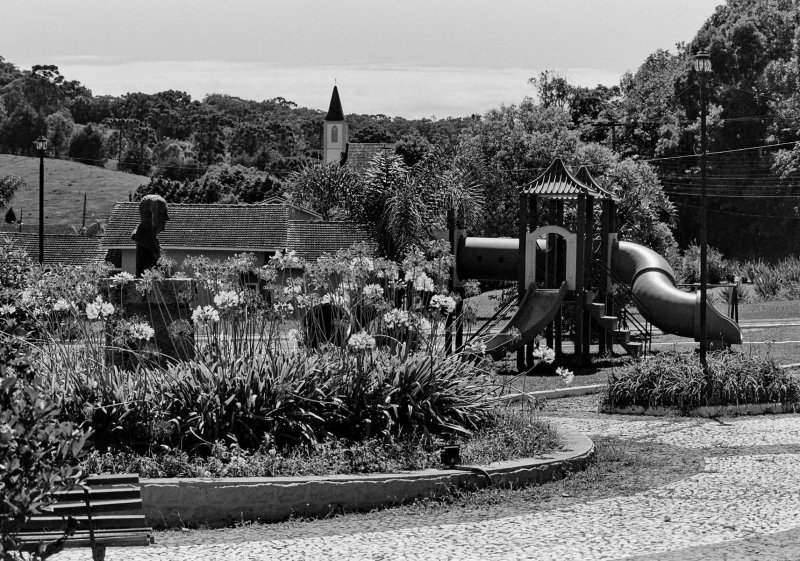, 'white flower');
111,272,135,286
19,289,34,306
85,302,100,320
128,322,155,341
412,272,435,292
213,290,241,310
321,292,346,306
0,305,16,315
53,299,72,312
466,341,487,355
430,294,457,314
383,309,410,329
556,367,575,385
273,302,294,317
349,257,374,273
192,305,220,325
100,302,114,318
347,330,376,352
362,284,384,299
269,249,303,269
282,279,303,296
542,348,556,364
